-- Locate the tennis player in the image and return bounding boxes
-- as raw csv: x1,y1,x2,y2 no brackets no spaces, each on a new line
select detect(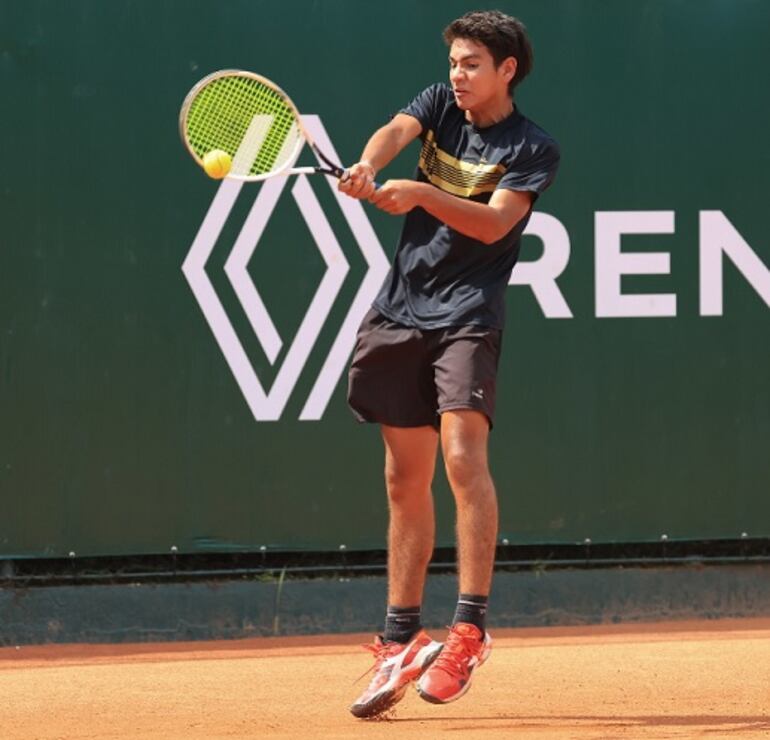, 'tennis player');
340,10,560,718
